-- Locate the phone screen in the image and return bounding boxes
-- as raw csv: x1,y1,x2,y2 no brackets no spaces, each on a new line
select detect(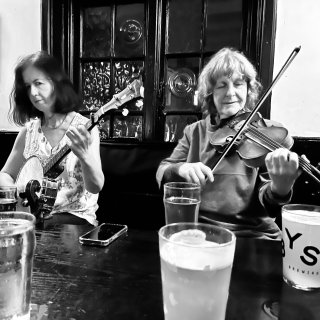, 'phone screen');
81,223,126,240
